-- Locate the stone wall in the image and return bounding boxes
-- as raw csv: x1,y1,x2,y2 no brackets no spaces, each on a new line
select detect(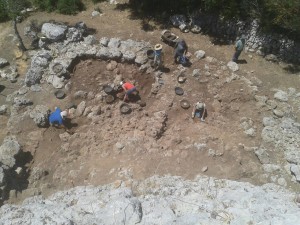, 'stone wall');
172,14,300,64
